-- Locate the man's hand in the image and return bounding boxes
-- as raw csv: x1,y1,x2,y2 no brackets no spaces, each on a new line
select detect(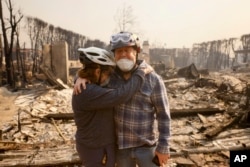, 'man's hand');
73,78,89,95
155,151,170,167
